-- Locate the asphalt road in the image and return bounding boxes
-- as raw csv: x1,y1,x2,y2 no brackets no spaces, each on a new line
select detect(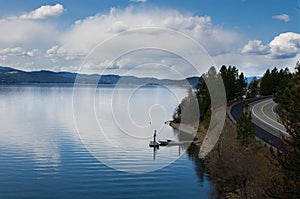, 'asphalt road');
251,99,287,135
230,97,283,149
